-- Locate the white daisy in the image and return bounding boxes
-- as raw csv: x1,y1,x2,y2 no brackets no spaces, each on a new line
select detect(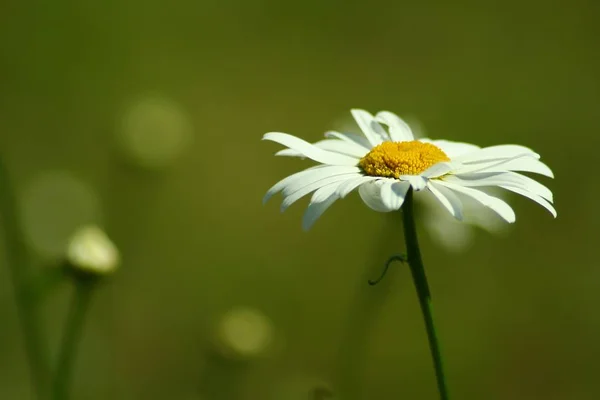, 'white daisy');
263,109,555,230
332,113,510,251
